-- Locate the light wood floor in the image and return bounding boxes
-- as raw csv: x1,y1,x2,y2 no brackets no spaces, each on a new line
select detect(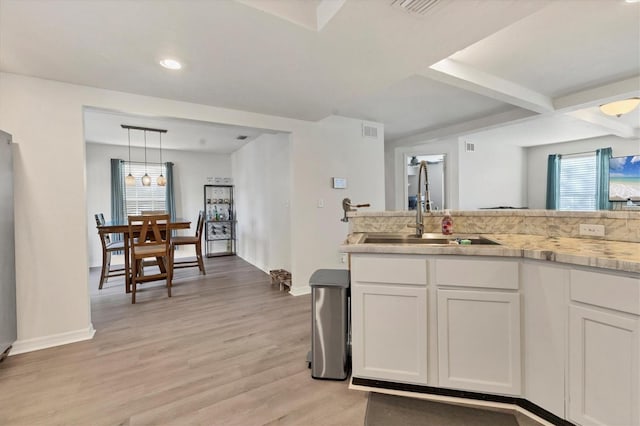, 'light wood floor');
0,256,367,425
